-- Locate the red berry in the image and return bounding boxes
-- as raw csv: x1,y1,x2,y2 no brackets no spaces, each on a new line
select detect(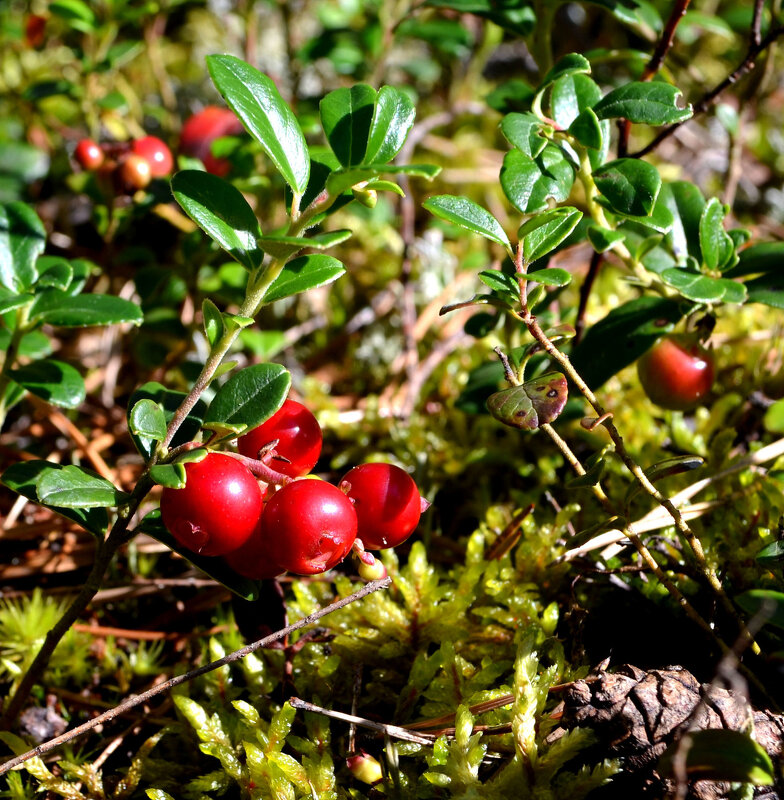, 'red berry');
339,463,421,550
131,135,173,177
74,139,104,170
262,480,357,575
117,153,152,191
25,14,47,49
160,452,264,557
237,399,322,479
637,335,715,411
224,514,285,580
180,106,244,176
